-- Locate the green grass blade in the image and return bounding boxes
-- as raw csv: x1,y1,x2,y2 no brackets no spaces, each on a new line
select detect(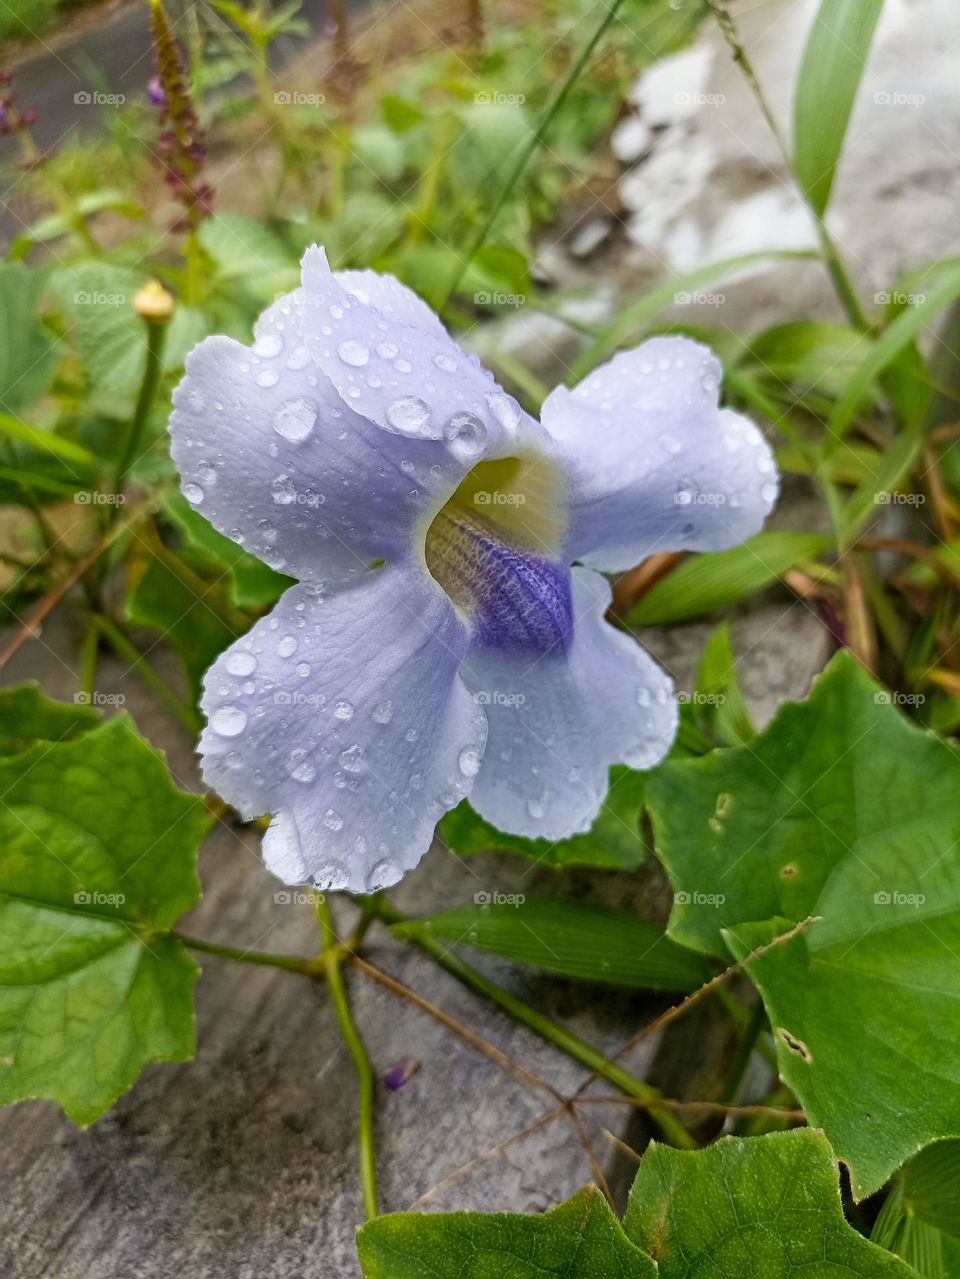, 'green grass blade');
625,531,832,627
392,898,710,992
793,0,885,217
0,413,96,469
570,251,816,381
826,263,960,443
